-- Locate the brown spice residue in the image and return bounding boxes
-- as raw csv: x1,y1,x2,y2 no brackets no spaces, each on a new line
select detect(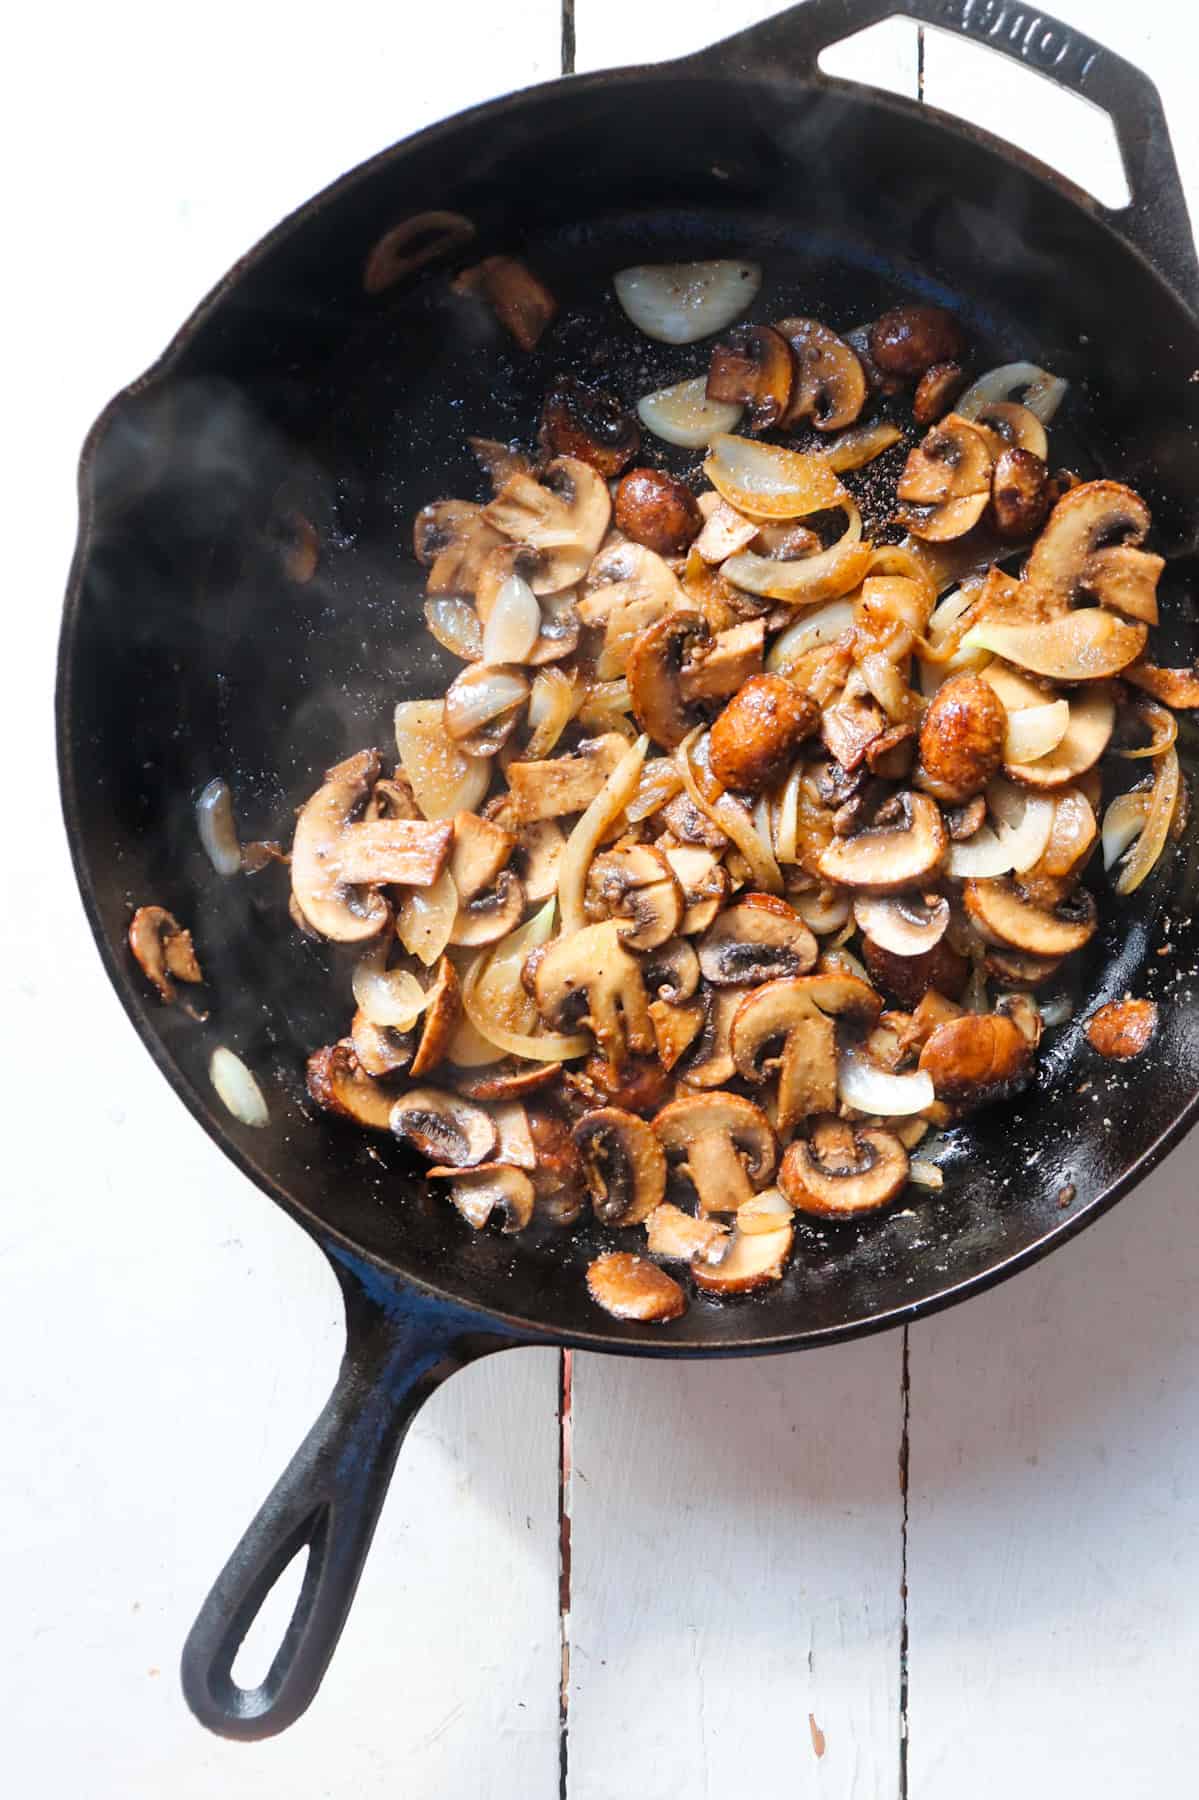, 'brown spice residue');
808,1712,826,1759
1084,998,1159,1061
1057,1182,1077,1210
